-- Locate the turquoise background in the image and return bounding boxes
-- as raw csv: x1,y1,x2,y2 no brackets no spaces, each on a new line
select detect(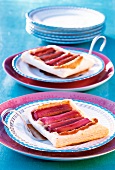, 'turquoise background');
0,0,115,169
